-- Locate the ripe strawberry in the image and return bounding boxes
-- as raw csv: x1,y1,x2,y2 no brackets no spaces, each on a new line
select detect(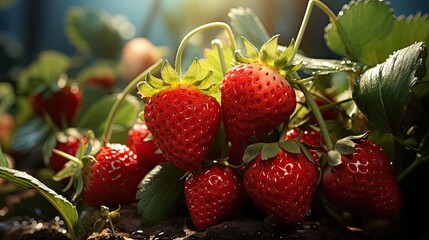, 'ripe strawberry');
221,36,299,144
322,140,402,218
285,128,323,163
139,60,221,172
30,84,82,128
81,143,149,207
127,122,166,170
50,134,86,173
244,148,318,225
185,165,246,230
